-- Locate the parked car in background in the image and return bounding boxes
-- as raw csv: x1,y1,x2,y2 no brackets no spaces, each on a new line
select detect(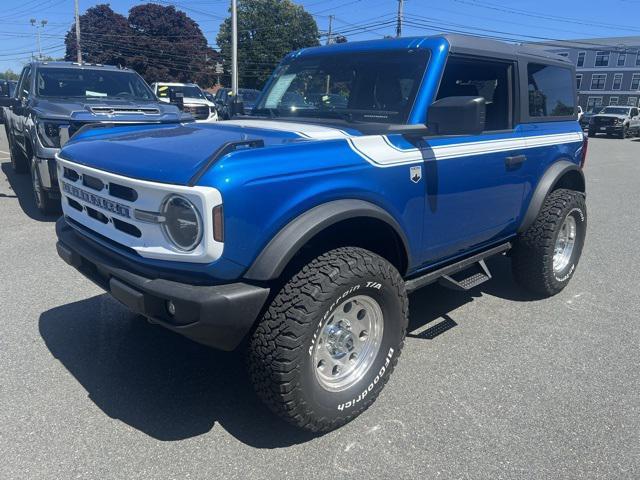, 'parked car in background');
587,105,640,138
579,105,603,130
55,34,587,432
214,87,261,119
0,79,17,123
0,62,188,214
151,82,218,122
